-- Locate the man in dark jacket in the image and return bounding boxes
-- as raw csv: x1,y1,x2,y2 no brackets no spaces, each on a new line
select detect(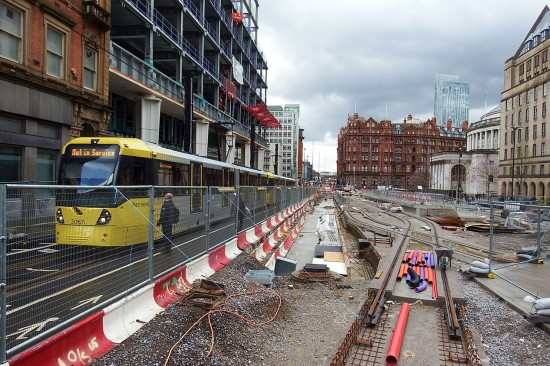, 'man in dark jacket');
158,193,179,252
237,194,250,232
